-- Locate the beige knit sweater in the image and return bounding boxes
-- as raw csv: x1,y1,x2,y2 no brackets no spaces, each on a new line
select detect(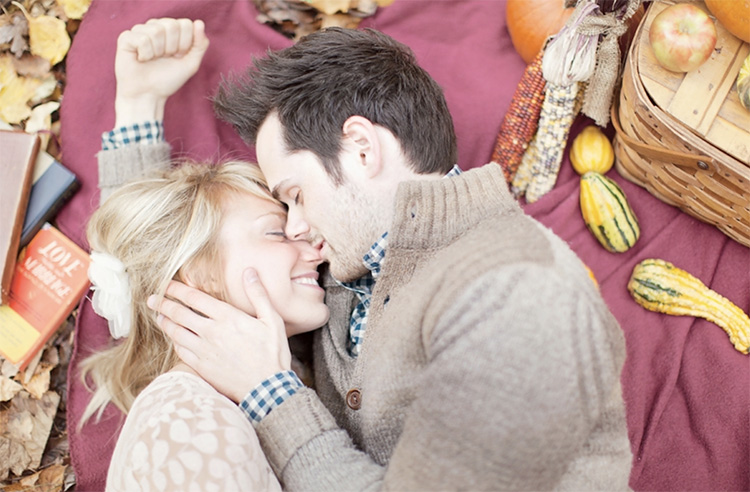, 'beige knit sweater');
99,146,632,491
258,164,632,491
